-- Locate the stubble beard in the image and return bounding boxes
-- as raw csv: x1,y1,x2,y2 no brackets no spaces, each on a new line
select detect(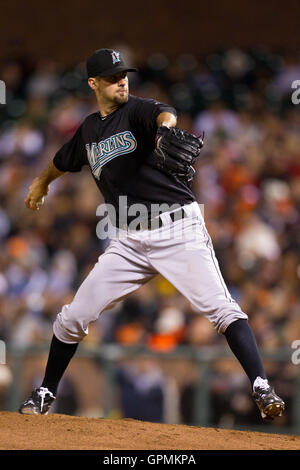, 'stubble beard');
114,89,129,105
